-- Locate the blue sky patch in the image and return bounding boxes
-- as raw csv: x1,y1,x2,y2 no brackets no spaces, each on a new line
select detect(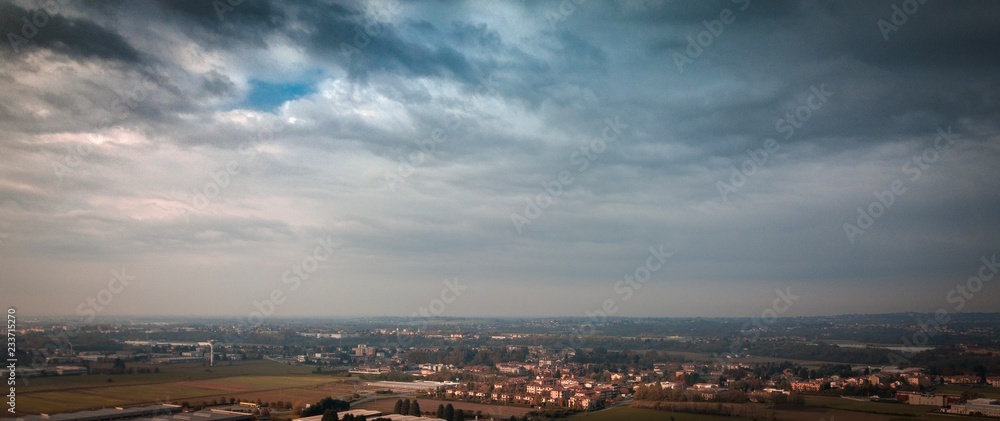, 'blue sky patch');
244,80,314,110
